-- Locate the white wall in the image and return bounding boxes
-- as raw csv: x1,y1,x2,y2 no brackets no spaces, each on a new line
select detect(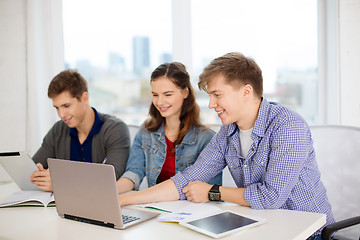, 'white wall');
0,0,27,152
339,0,360,126
0,0,64,155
